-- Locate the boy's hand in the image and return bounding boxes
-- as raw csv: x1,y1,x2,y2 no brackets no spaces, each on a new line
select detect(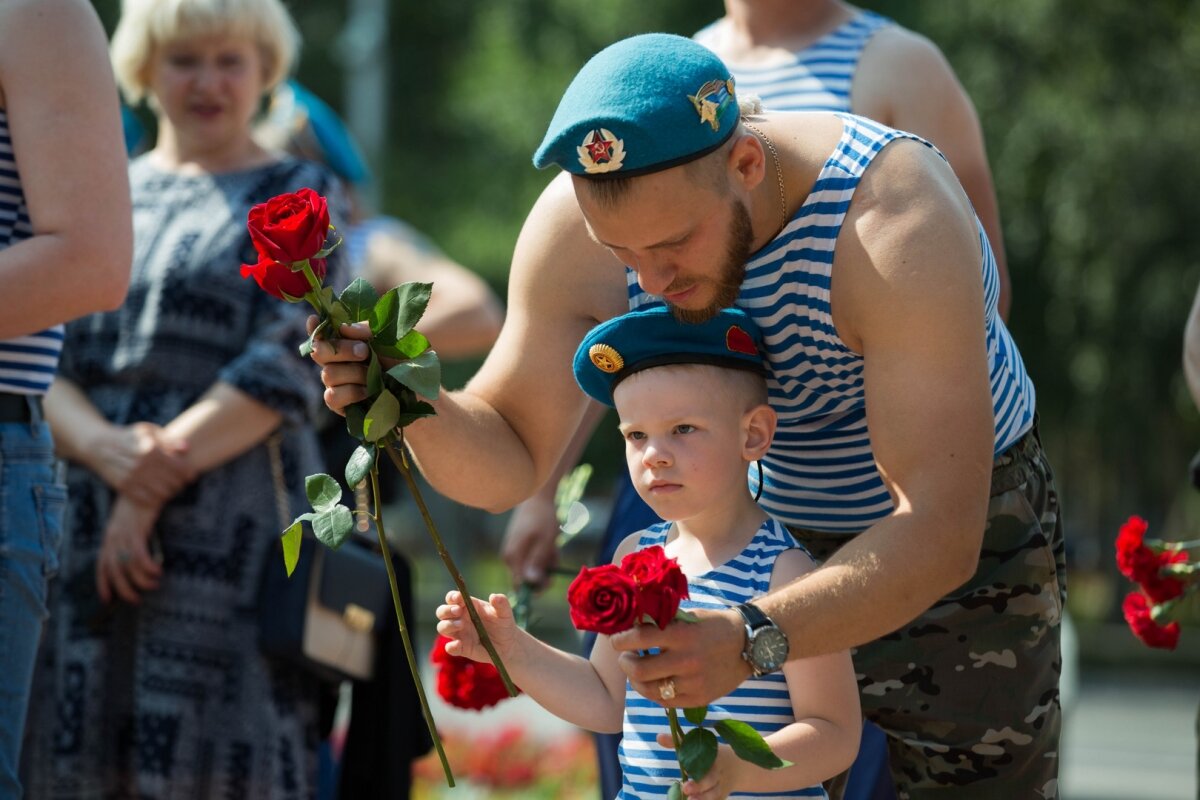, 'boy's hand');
435,590,519,663
655,734,742,800
307,317,372,416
